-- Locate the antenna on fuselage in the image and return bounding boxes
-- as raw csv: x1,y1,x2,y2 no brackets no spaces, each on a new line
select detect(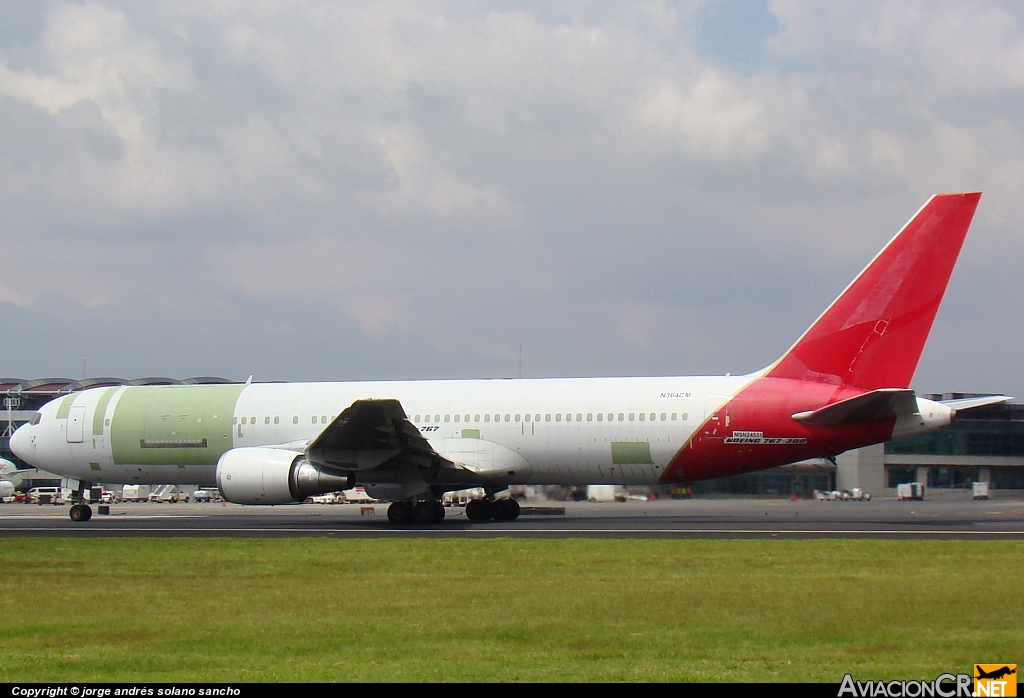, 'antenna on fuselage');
245,375,253,385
